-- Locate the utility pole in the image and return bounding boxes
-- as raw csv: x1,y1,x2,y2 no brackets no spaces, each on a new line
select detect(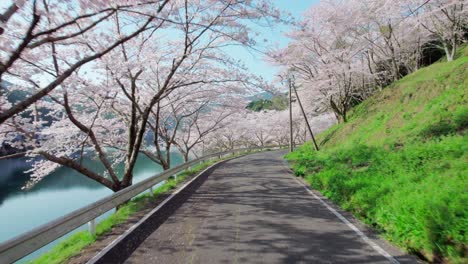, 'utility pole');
291,80,319,151
288,77,294,152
